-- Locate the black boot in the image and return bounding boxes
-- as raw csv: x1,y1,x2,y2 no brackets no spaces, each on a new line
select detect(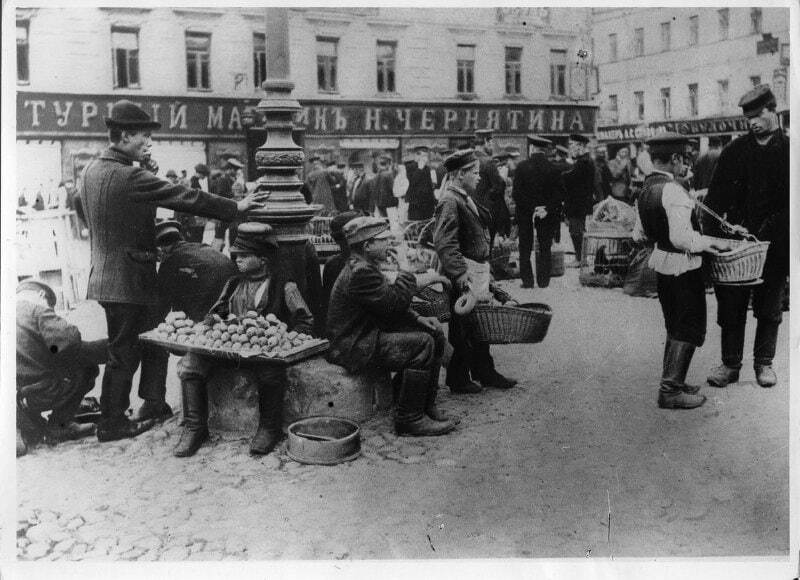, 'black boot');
520,259,535,288
754,321,779,387
425,367,461,425
396,369,456,436
658,340,706,409
250,379,286,455
662,336,699,394
16,400,46,452
173,379,209,458
707,325,744,387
